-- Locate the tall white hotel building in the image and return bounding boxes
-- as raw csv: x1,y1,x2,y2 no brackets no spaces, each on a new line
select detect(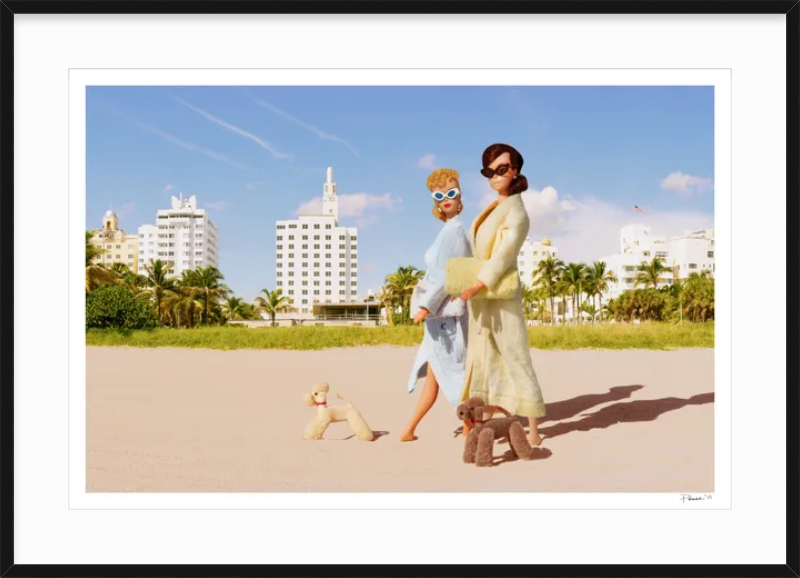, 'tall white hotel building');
137,193,220,278
275,167,358,314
